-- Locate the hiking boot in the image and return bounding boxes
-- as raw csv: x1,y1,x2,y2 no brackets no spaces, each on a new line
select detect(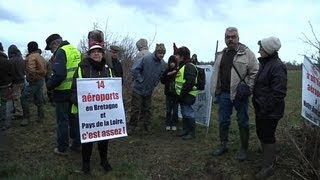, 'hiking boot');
20,118,29,127
53,148,68,156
